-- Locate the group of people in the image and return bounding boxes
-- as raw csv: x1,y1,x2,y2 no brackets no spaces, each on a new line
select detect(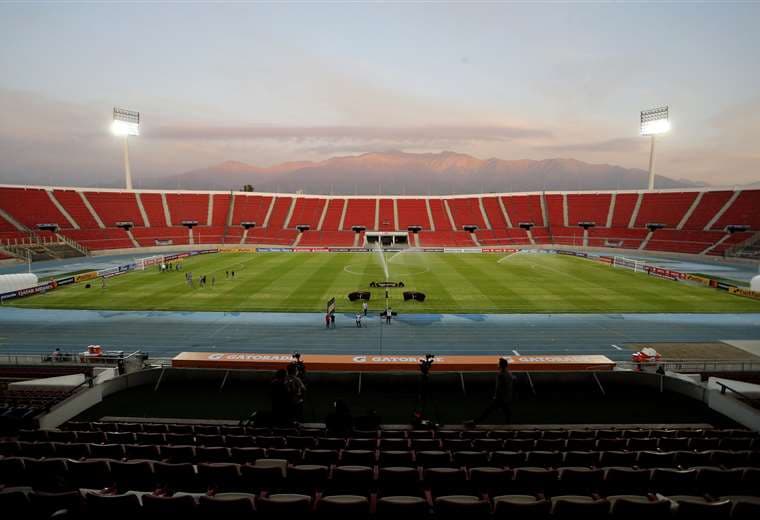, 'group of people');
225,270,236,280
329,302,397,329
159,262,182,273
184,272,216,288
270,362,307,425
